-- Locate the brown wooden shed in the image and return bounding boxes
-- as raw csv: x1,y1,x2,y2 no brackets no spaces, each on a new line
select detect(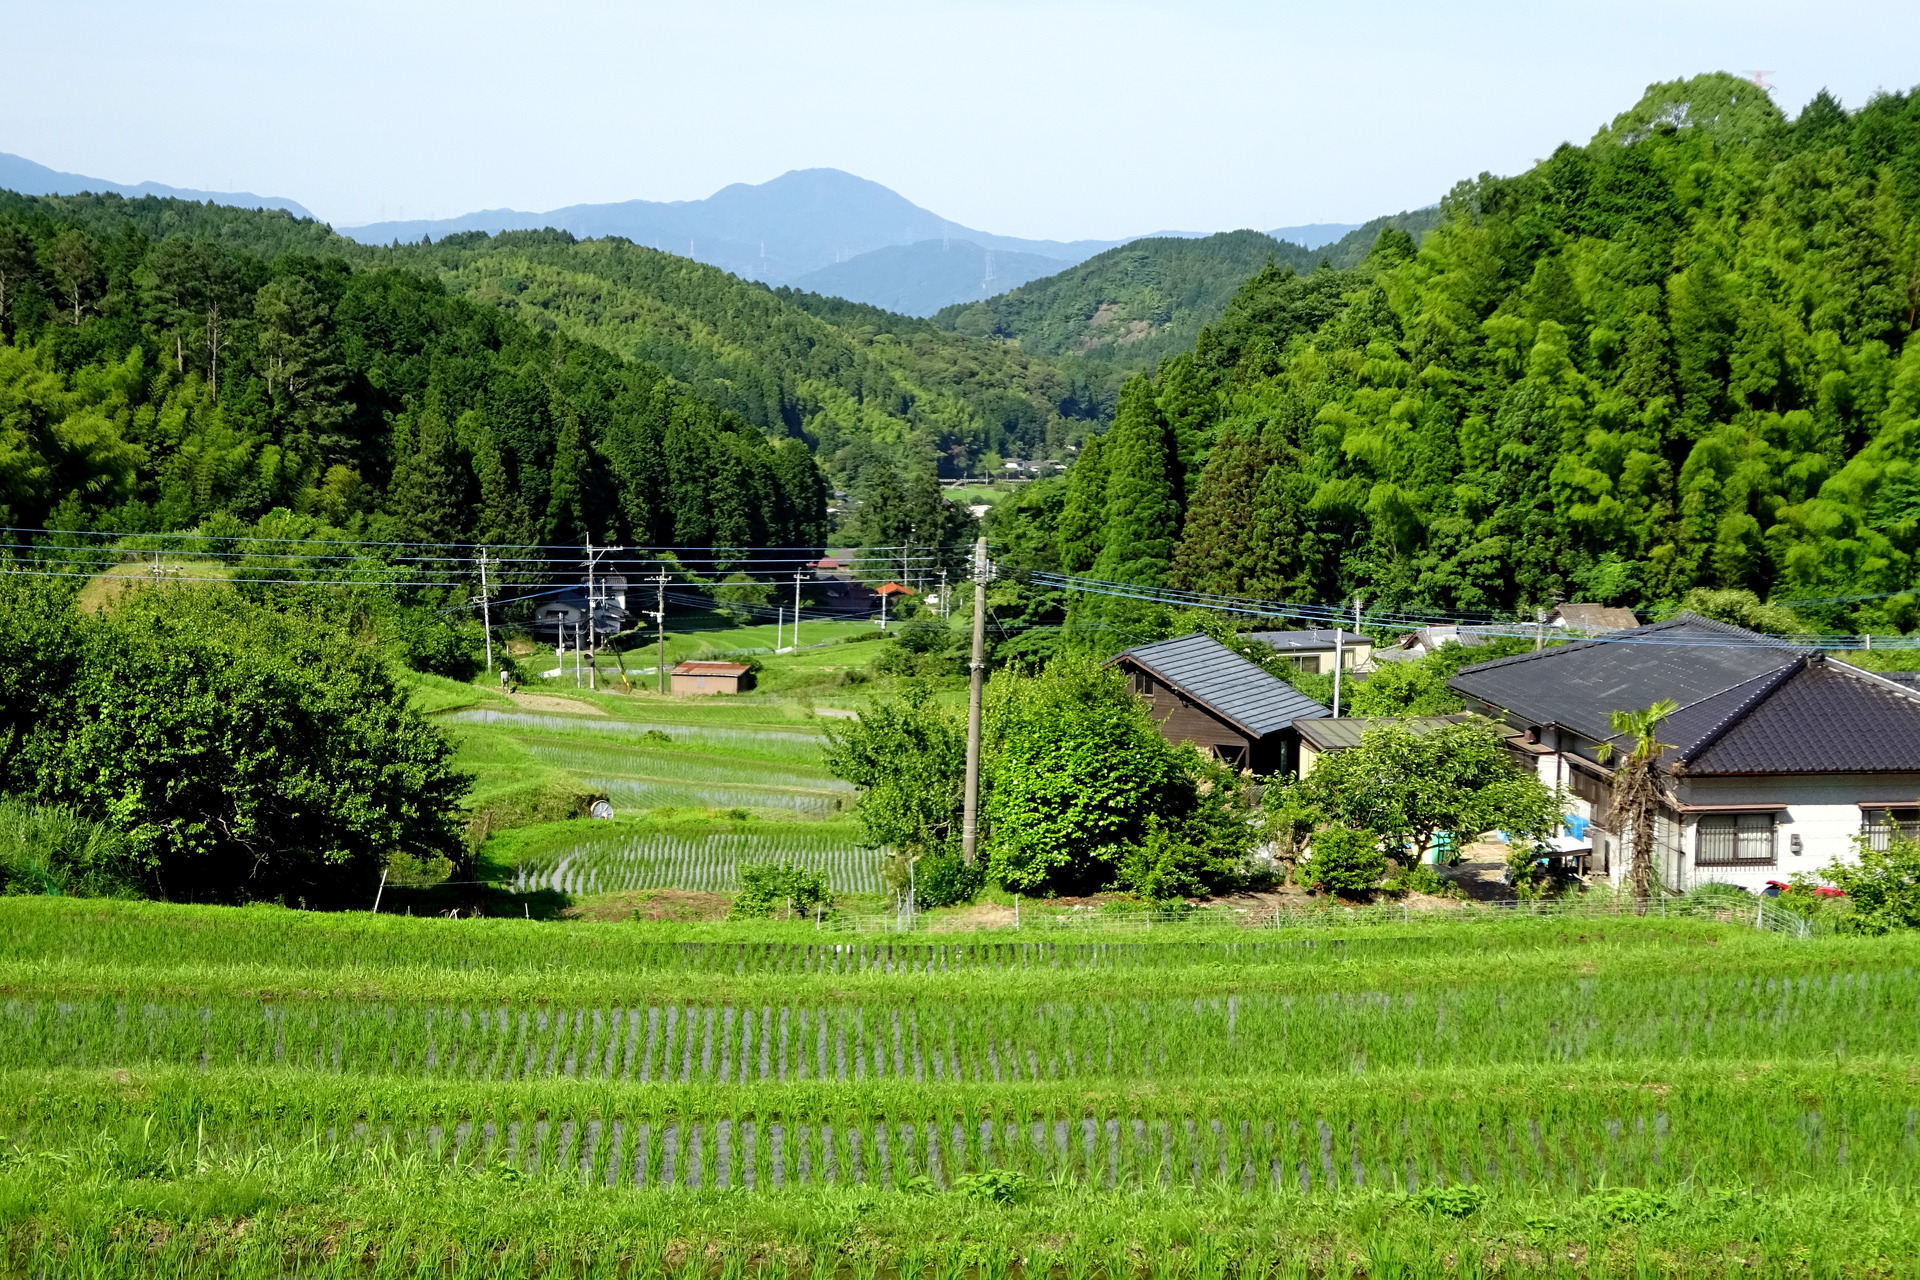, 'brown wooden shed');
670,660,755,695
1108,633,1332,776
